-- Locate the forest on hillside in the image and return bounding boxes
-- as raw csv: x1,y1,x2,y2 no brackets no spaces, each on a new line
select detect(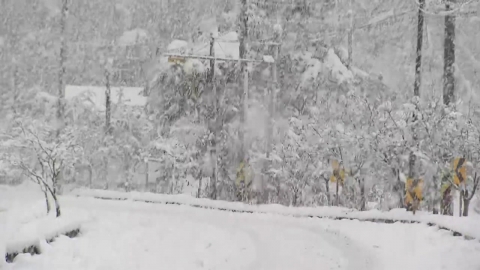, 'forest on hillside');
0,0,479,216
